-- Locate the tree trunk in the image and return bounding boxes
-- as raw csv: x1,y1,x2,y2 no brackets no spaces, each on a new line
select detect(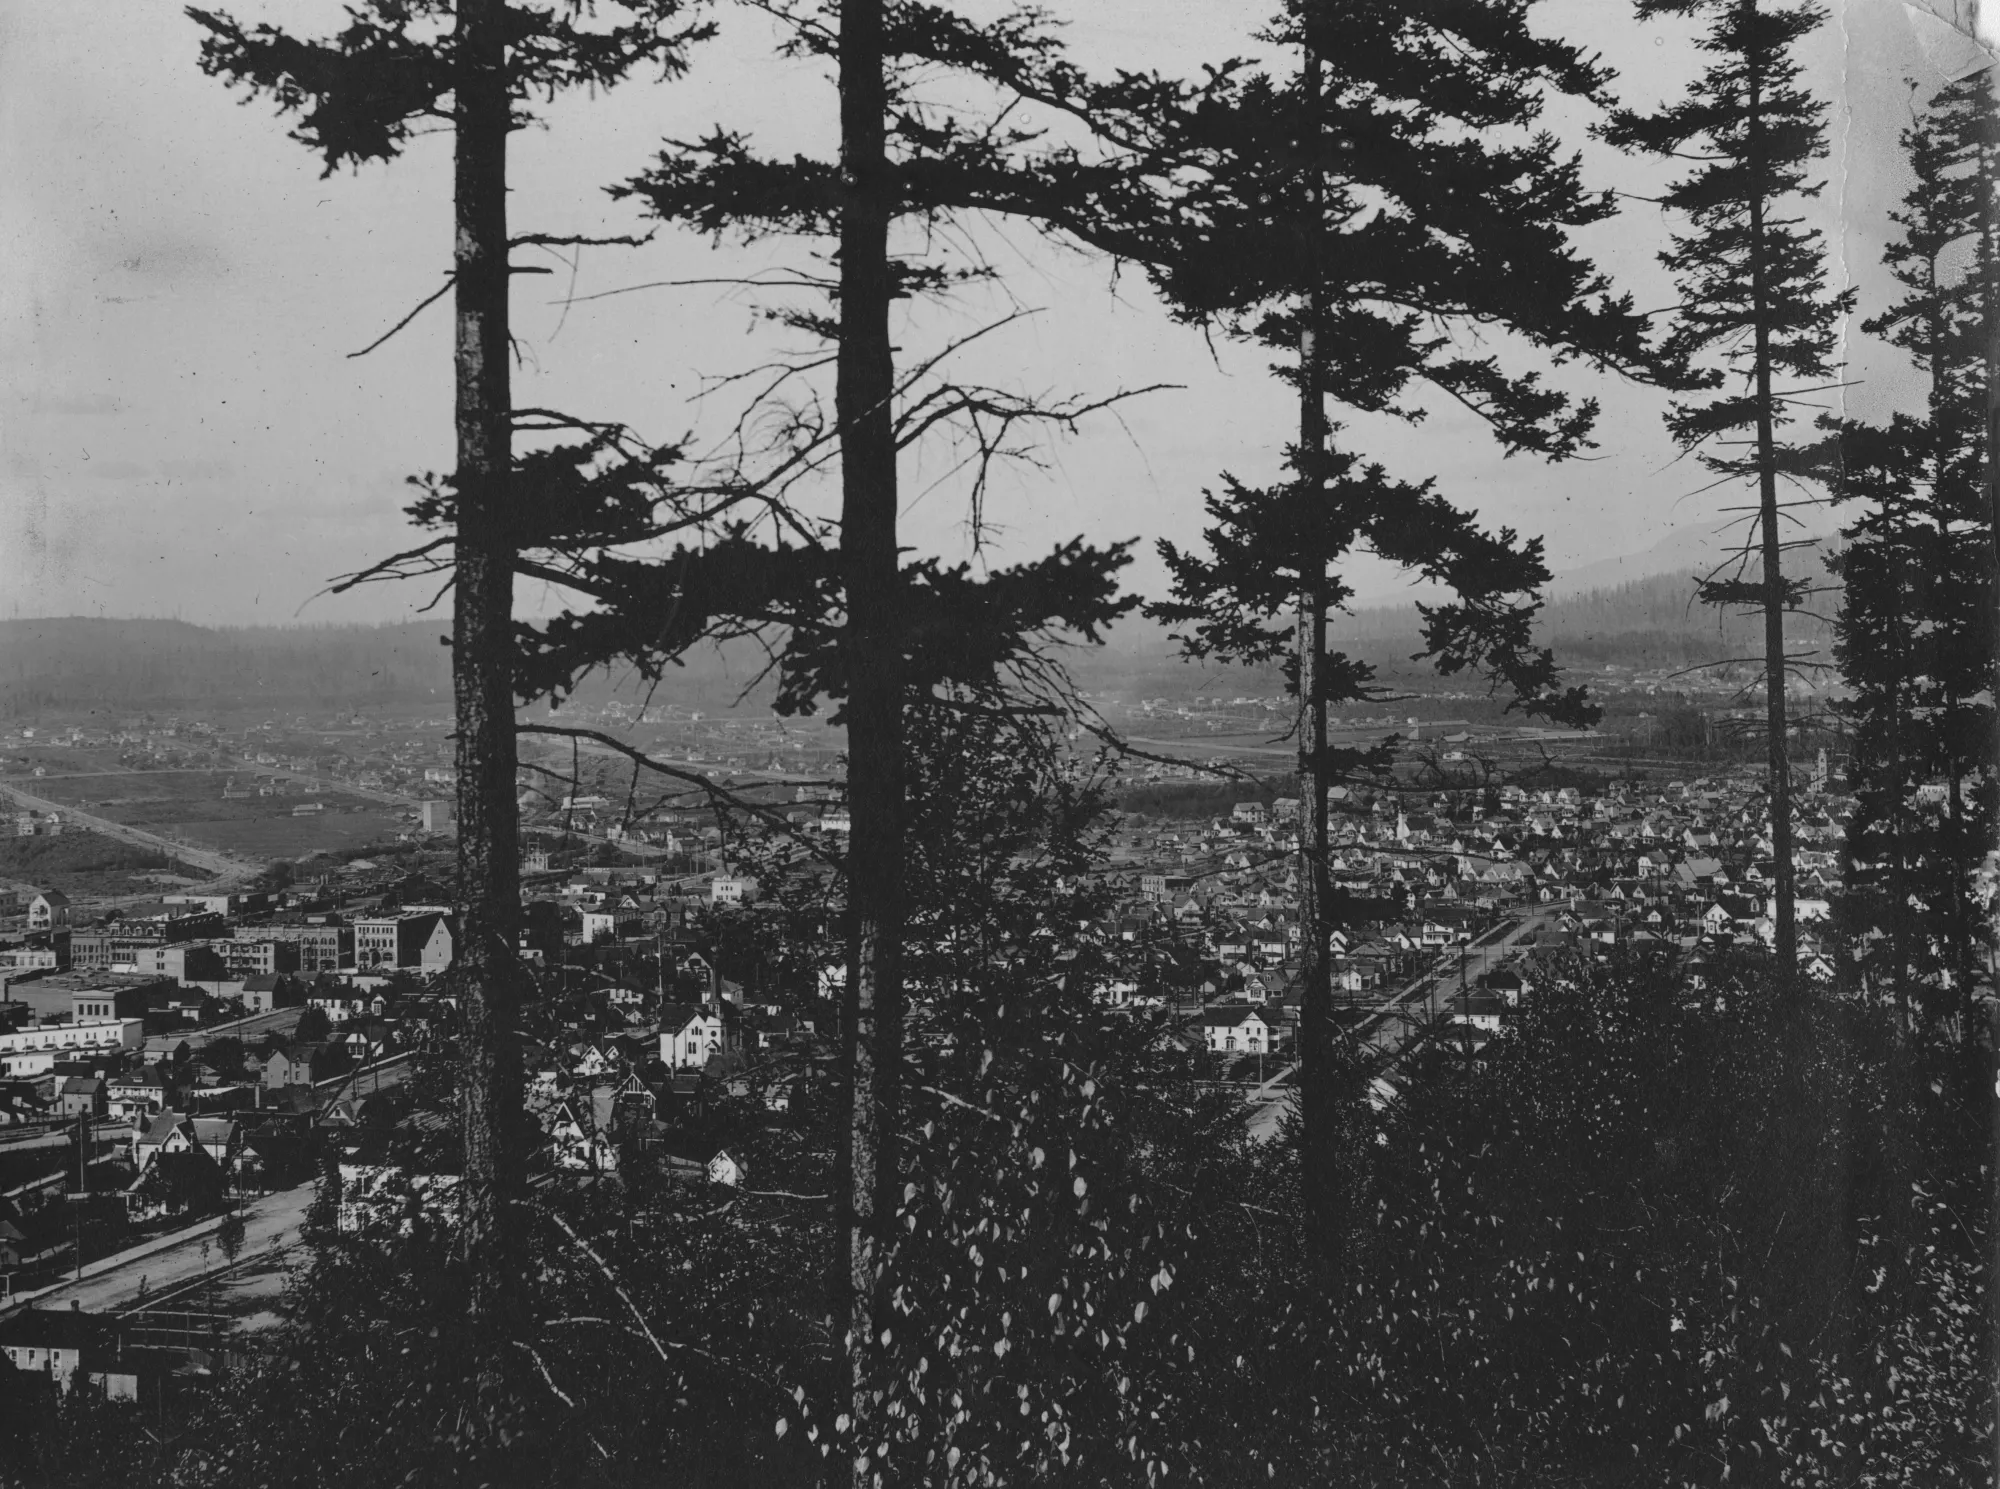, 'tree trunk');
451,0,525,1349
835,0,905,1479
1293,26,1349,1292
1744,34,1797,973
